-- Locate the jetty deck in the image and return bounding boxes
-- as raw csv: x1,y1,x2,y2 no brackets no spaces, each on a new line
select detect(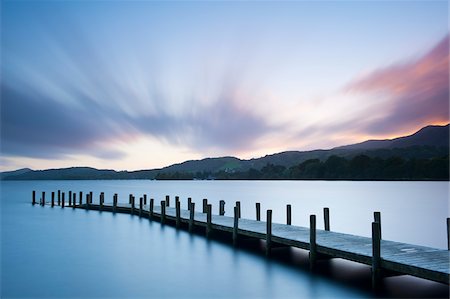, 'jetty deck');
32,191,450,290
